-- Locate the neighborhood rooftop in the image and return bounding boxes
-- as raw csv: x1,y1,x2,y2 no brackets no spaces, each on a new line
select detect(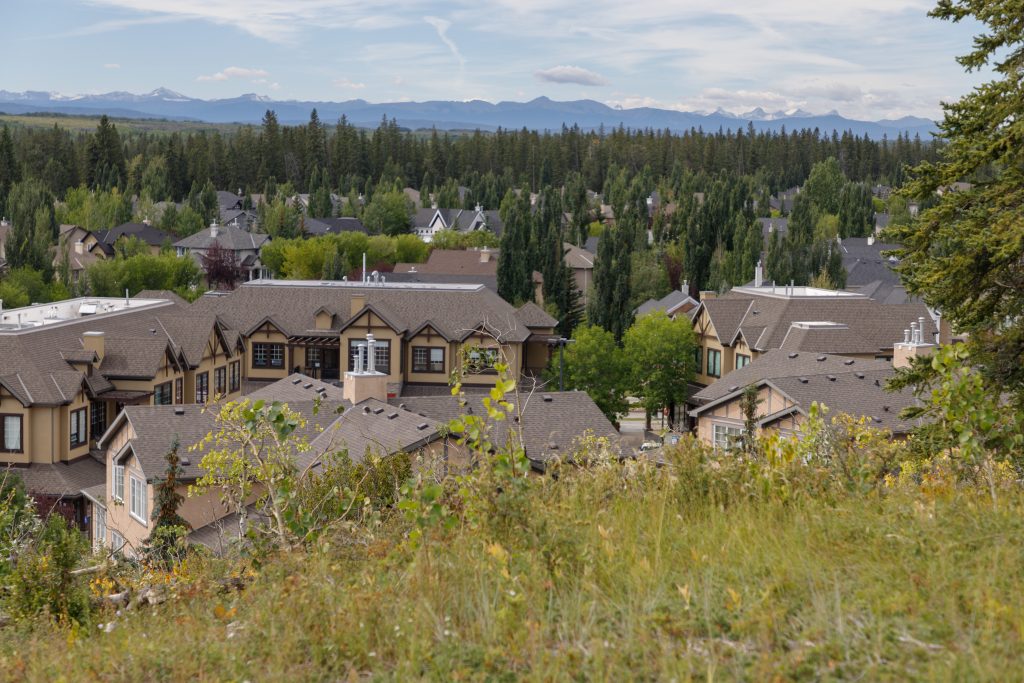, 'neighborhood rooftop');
0,297,172,332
